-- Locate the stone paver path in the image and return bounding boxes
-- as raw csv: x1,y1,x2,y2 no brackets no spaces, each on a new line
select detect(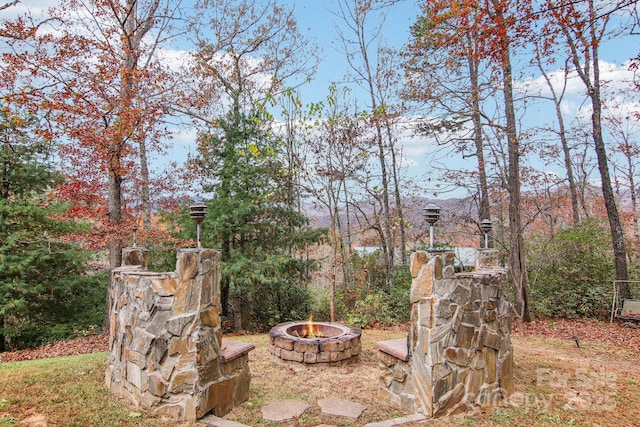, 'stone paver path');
318,397,367,419
261,399,311,422
202,396,425,426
